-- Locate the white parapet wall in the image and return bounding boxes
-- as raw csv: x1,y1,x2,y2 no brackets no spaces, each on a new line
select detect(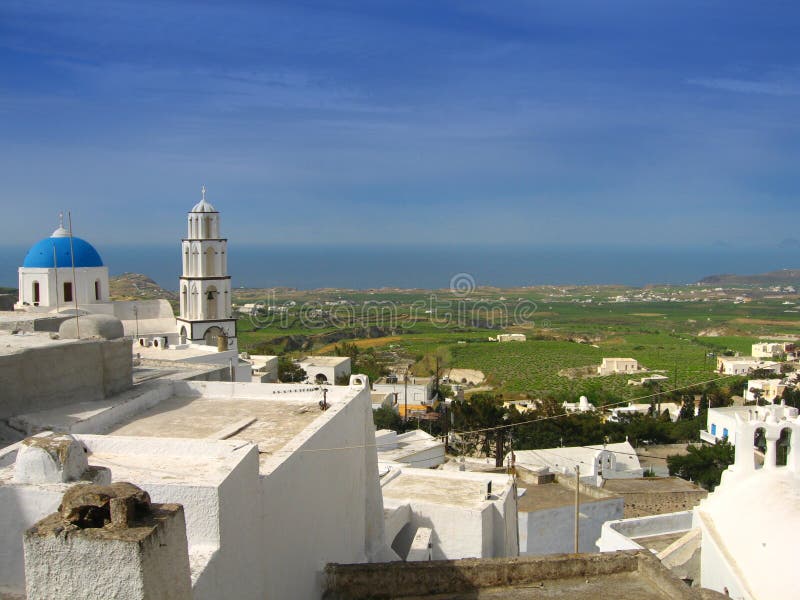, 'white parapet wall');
597,510,695,553
520,494,624,555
